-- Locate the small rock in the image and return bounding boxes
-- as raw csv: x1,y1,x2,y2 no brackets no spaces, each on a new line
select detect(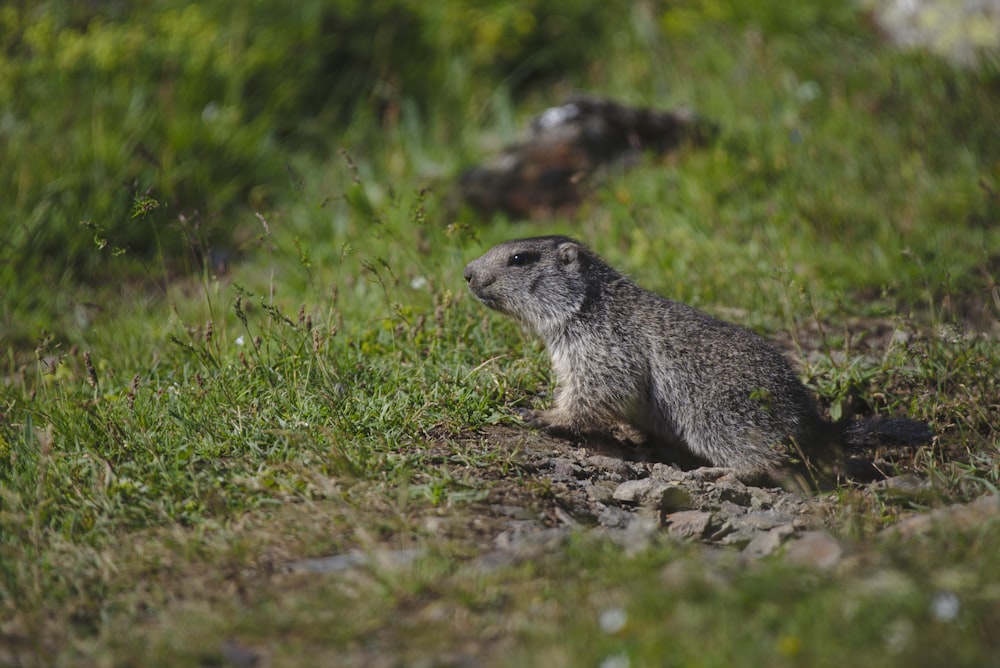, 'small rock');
586,455,631,476
284,548,423,574
550,457,579,480
739,509,796,531
686,467,738,482
551,505,579,527
784,530,842,570
613,478,668,505
284,551,366,573
613,478,692,510
666,509,714,539
598,504,635,528
742,525,796,560
714,522,759,548
486,527,569,569
718,501,749,518
649,463,687,481
587,481,619,504
749,487,777,509
713,482,751,506
890,494,1000,537
608,515,662,555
